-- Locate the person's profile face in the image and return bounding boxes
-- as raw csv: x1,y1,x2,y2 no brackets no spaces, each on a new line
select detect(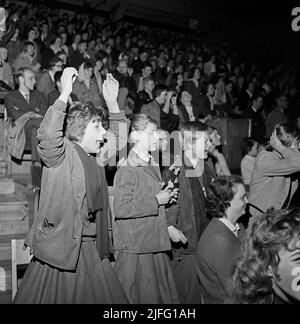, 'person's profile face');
89,40,96,49
0,48,7,61
23,70,36,91
80,119,106,154
254,97,263,110
226,83,233,92
144,66,152,77
55,38,62,47
208,84,215,97
249,142,259,157
229,184,248,216
140,52,148,62
59,54,67,65
136,123,159,153
80,43,87,53
278,96,289,110
28,30,36,40
75,34,81,44
41,24,48,34
210,130,221,148
145,80,154,93
192,132,211,160
273,245,300,302
118,62,128,75
181,91,192,104
177,74,183,85
61,33,67,44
